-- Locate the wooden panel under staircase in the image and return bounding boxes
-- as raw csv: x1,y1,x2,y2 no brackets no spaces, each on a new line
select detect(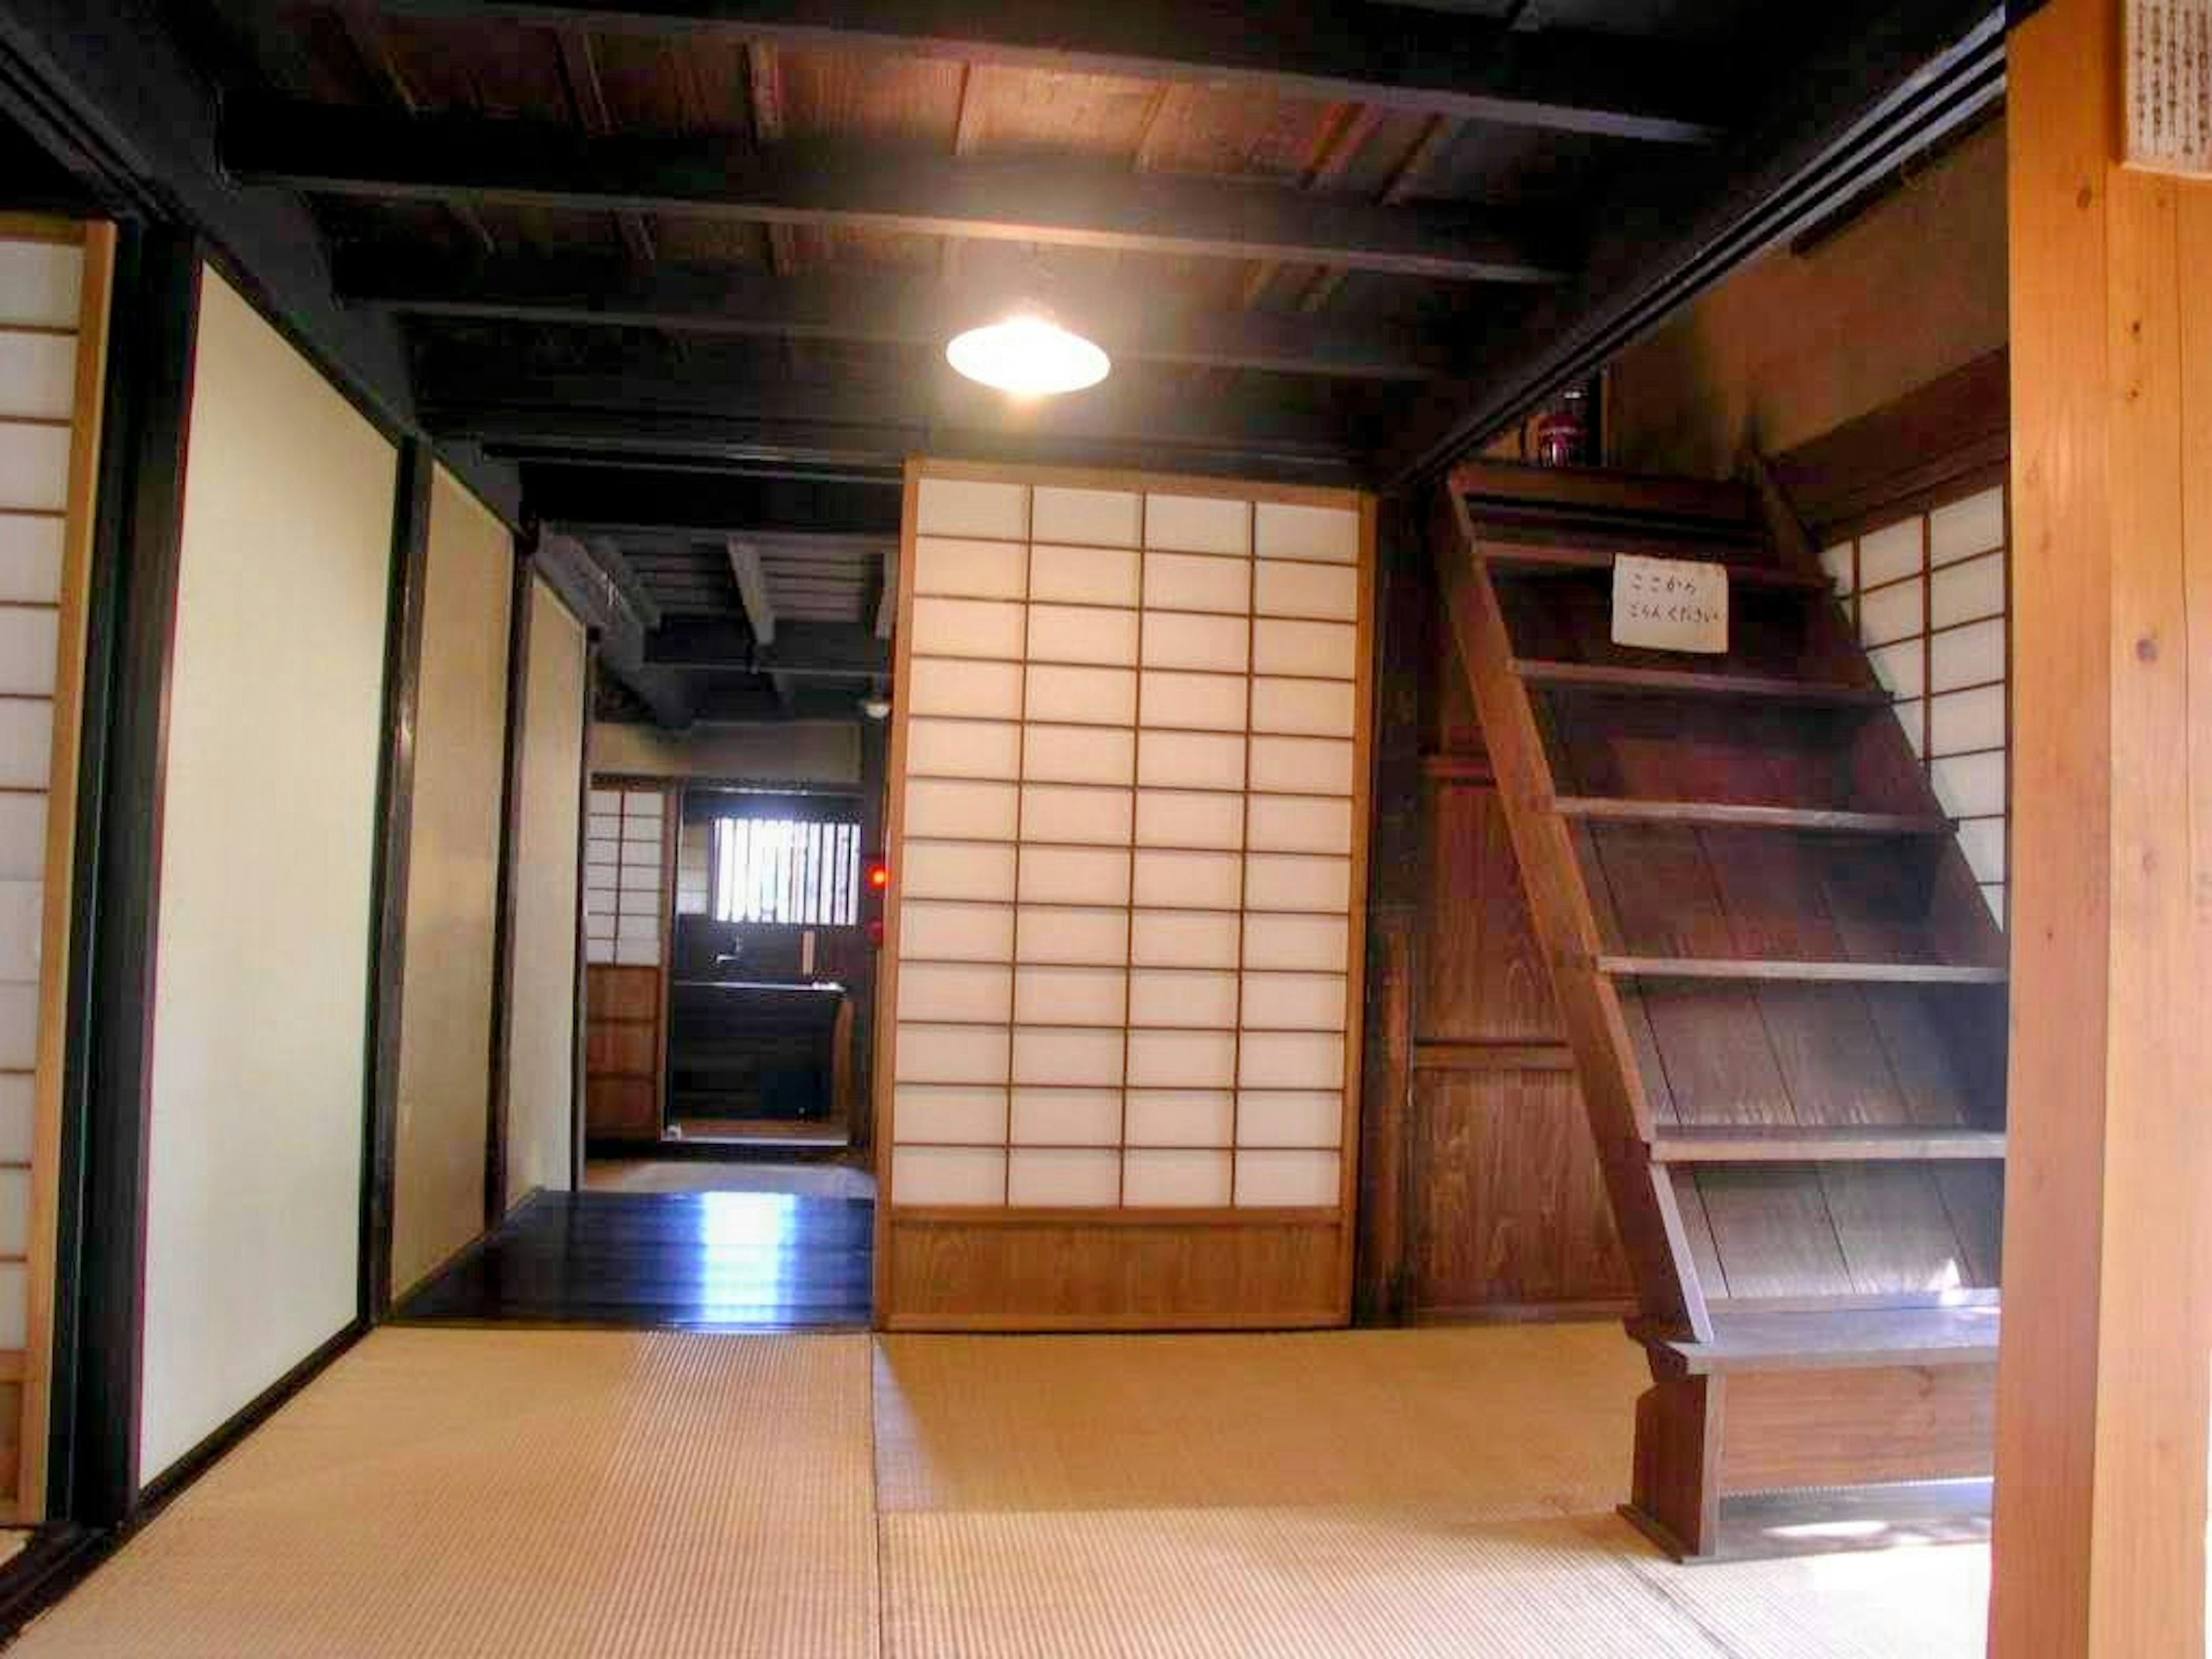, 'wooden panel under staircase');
1436,461,2007,1560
